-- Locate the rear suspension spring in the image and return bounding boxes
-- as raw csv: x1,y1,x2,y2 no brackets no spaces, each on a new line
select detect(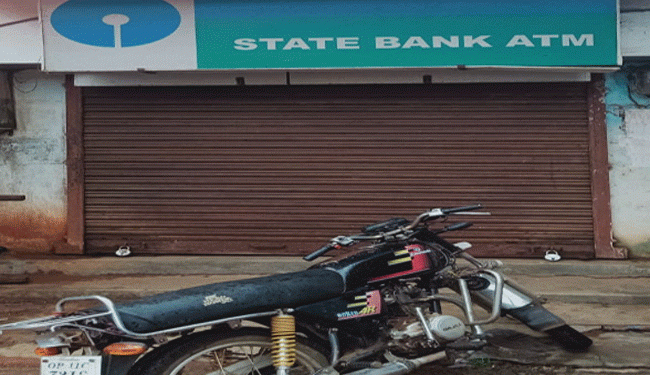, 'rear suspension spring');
271,314,296,371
